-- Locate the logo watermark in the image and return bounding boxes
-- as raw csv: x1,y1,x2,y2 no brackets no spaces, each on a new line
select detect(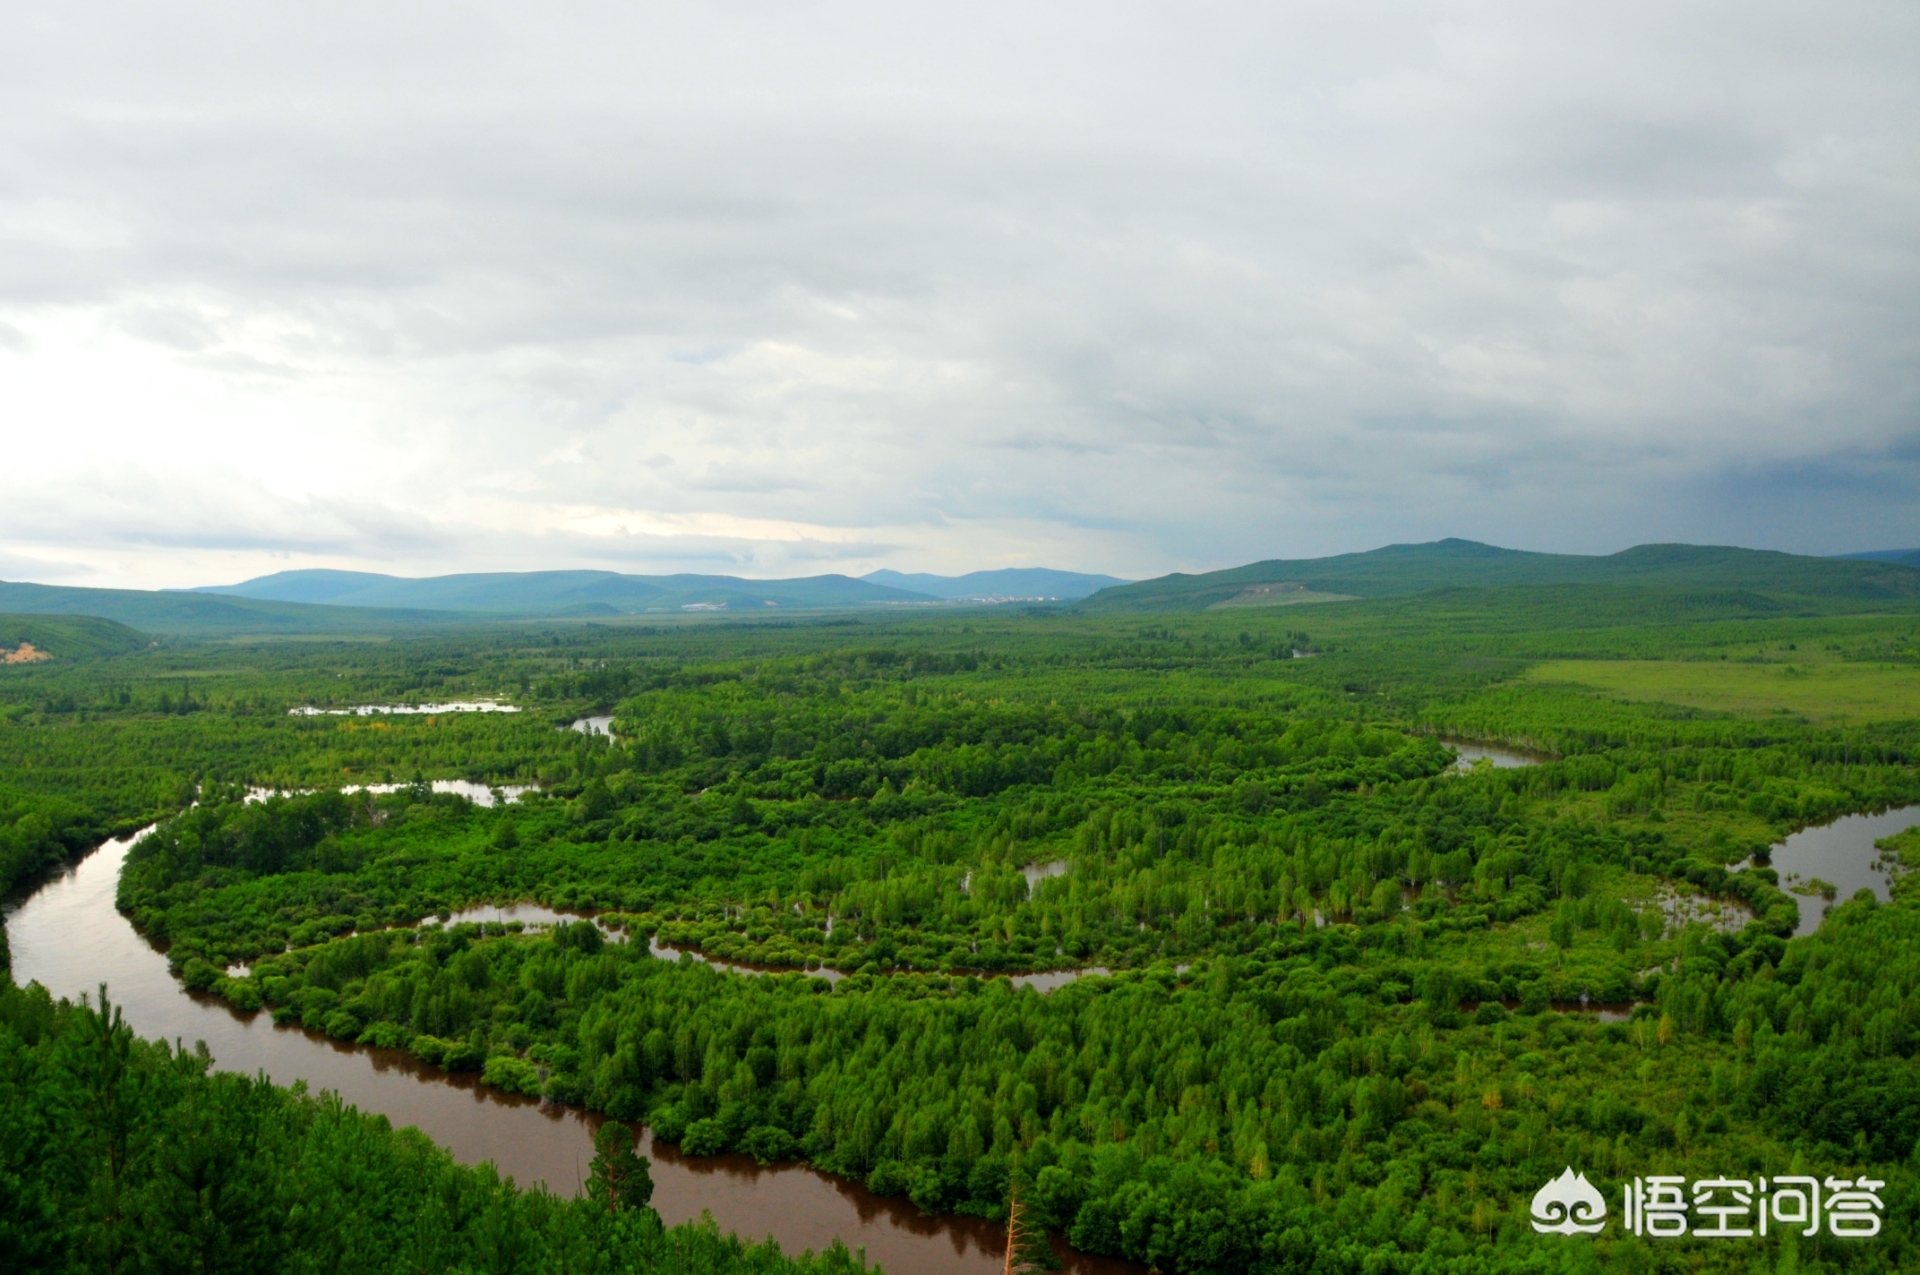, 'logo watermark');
1530,1168,1884,1239
1530,1169,1607,1234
